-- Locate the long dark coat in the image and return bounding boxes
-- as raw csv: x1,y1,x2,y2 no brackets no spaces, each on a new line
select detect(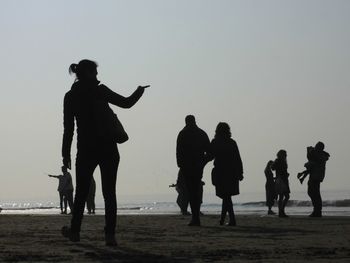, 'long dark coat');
209,138,243,198
271,158,290,194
